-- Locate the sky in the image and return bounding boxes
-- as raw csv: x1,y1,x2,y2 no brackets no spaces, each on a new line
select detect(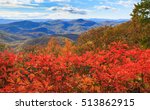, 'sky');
0,0,140,19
